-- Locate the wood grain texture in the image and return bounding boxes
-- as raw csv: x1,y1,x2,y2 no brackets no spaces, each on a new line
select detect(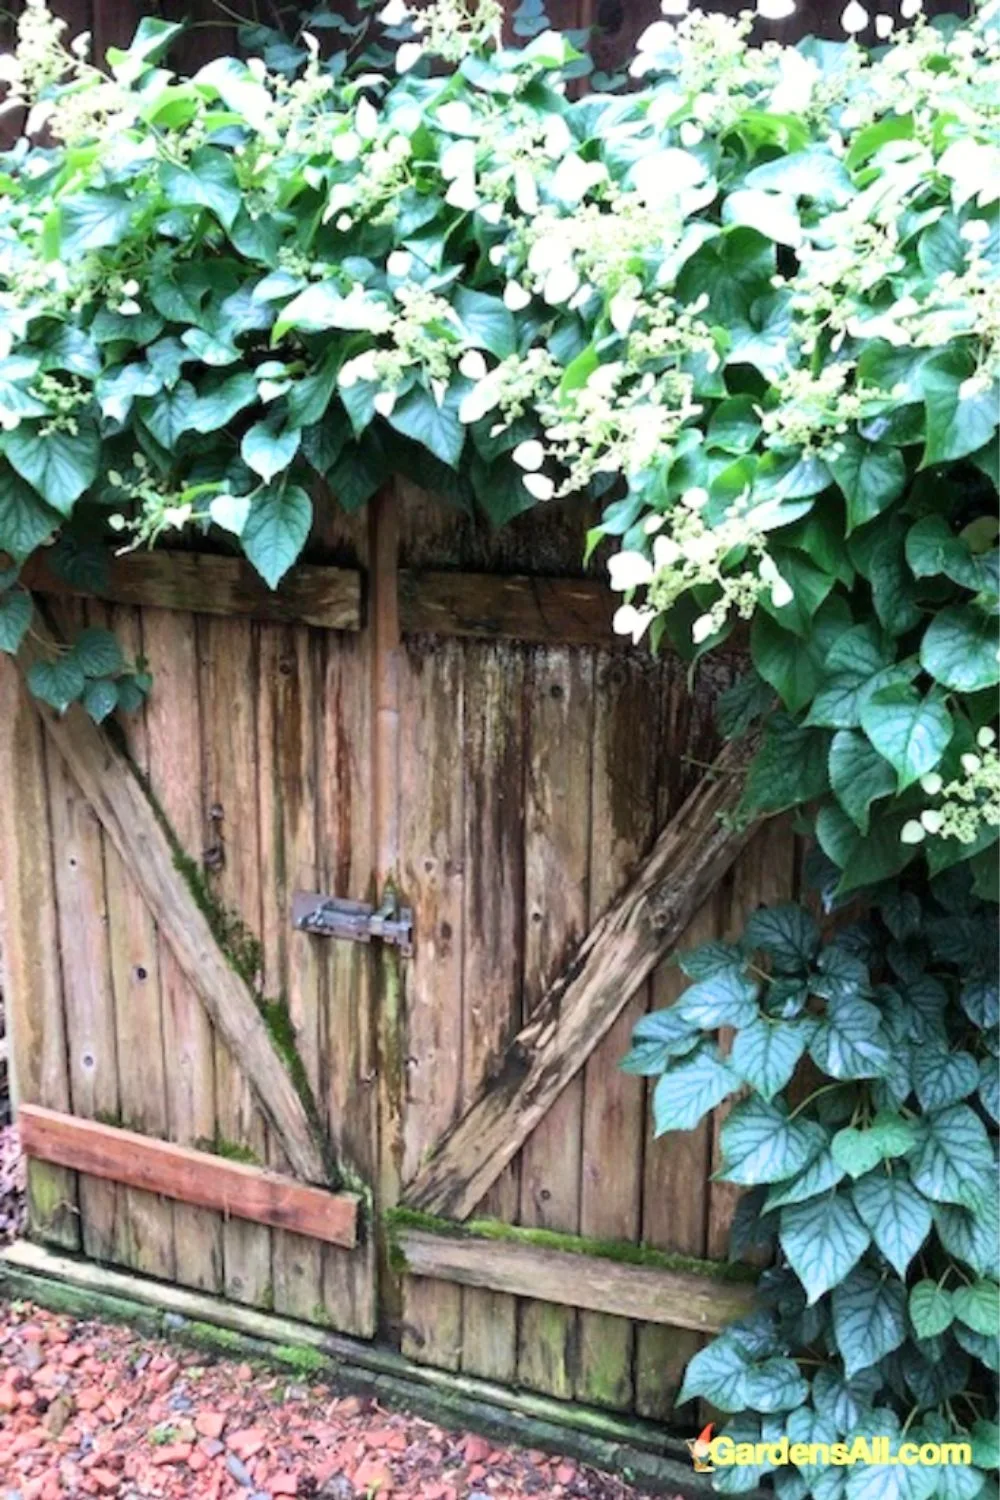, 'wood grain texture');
397,1230,755,1334
258,624,326,1320
459,642,526,1385
199,613,273,1308
144,606,222,1293
17,611,328,1186
0,658,79,1250
98,602,175,1282
399,638,466,1370
23,550,361,632
577,653,658,1410
403,736,758,1223
399,570,615,645
517,646,594,1398
19,1106,358,1247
